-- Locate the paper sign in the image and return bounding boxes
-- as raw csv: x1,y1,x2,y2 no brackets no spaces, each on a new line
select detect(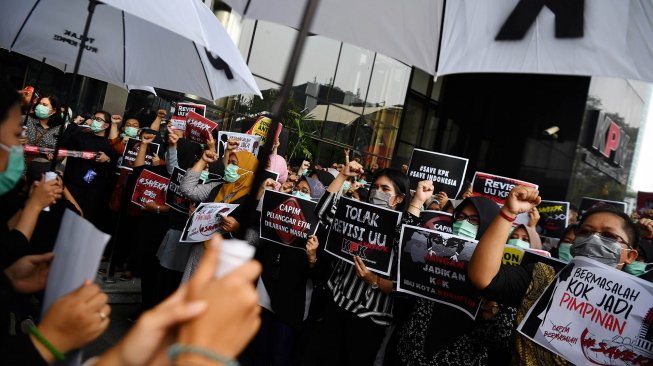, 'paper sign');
184,111,219,144
471,171,538,205
407,149,468,198
420,210,453,234
579,197,627,215
537,200,570,239
246,116,282,146
260,190,318,249
217,131,261,157
180,202,239,242
517,257,653,365
119,138,160,171
397,224,480,319
131,169,169,208
324,196,401,276
170,102,206,131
